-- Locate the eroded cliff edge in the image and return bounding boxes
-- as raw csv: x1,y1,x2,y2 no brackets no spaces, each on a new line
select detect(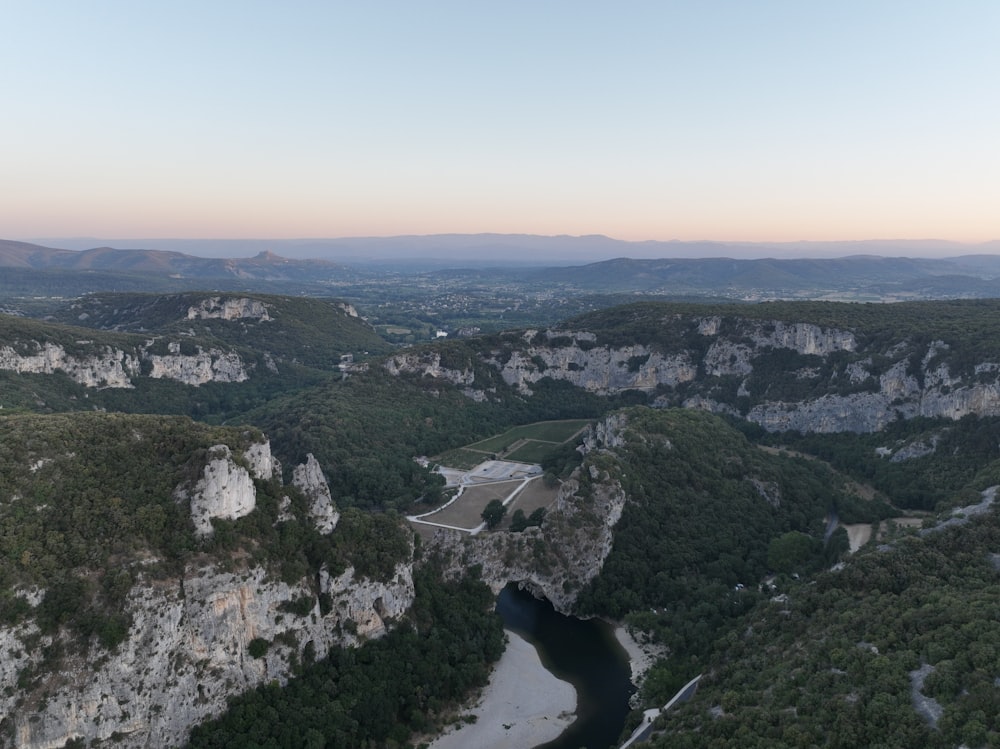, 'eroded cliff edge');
0,416,413,749
426,413,630,616
386,310,1000,433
